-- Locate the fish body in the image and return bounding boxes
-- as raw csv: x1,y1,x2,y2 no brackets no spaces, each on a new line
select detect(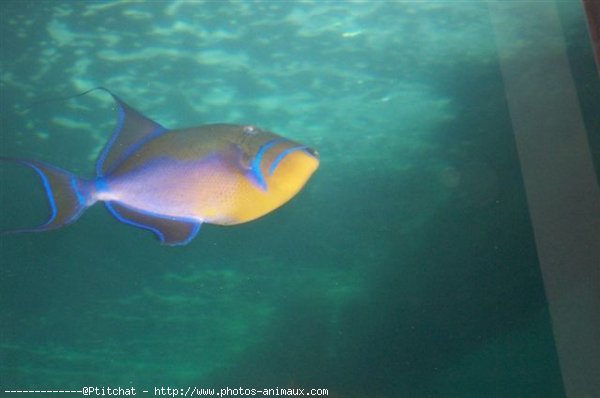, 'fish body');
1,89,319,245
